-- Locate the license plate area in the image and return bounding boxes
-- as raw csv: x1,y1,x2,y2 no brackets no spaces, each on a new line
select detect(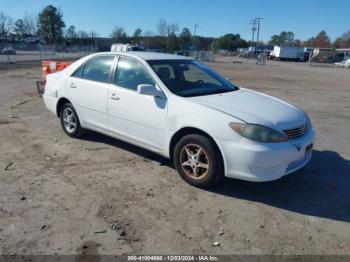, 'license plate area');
286,143,313,173
305,143,313,156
